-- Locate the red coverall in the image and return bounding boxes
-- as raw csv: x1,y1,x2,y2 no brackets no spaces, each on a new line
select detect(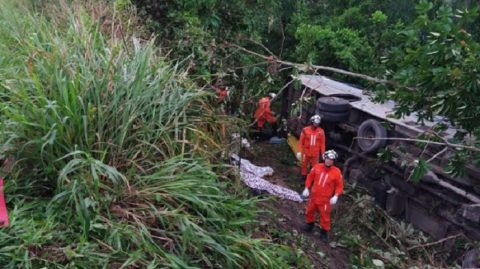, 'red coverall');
299,126,325,176
253,97,277,129
214,86,228,102
304,163,343,231
0,177,9,227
